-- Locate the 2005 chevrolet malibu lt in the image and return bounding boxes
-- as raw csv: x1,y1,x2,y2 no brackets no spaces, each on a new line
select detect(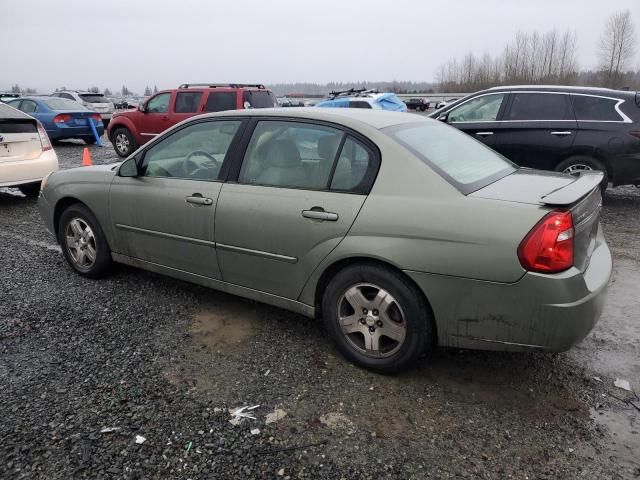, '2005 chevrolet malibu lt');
38,108,612,372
